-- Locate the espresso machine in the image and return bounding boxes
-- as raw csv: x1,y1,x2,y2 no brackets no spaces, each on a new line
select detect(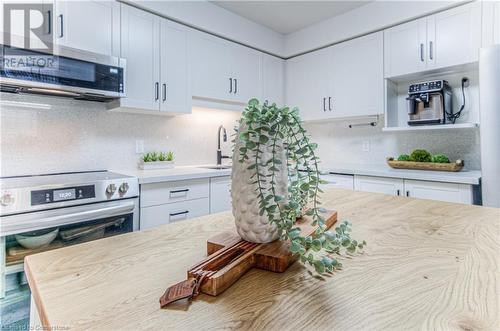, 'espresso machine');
406,80,452,125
